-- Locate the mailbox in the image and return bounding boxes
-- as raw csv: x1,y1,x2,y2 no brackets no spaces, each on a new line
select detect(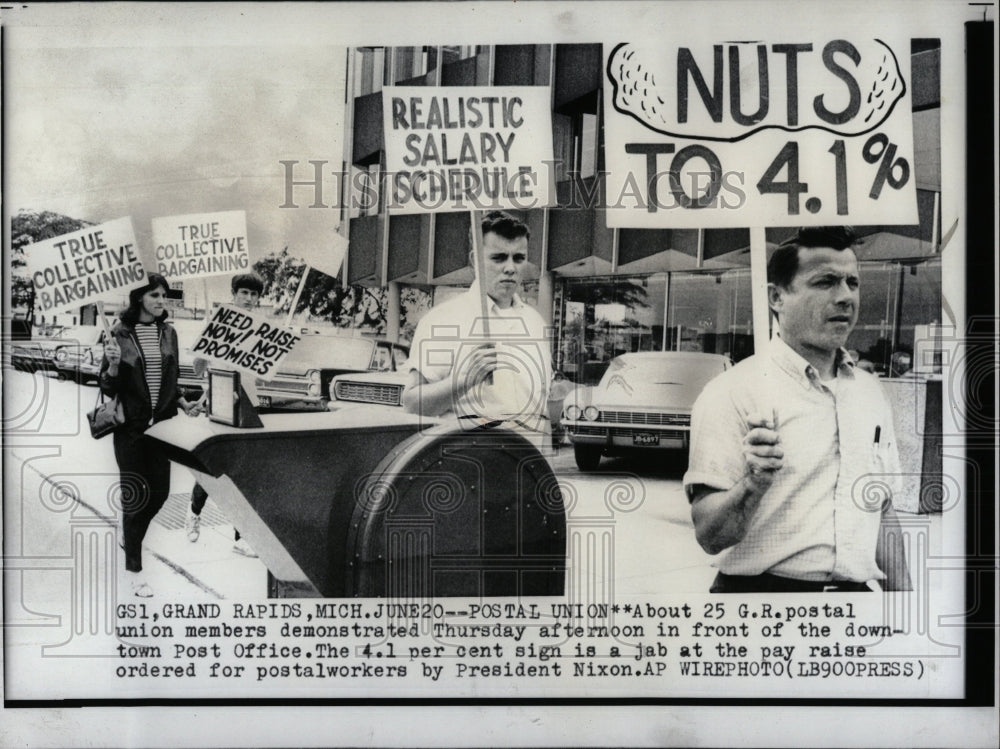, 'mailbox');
145,412,566,598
